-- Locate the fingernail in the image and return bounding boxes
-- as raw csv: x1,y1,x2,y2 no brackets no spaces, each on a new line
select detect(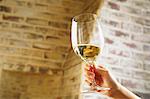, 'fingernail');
90,76,94,80
87,66,91,70
89,73,94,77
